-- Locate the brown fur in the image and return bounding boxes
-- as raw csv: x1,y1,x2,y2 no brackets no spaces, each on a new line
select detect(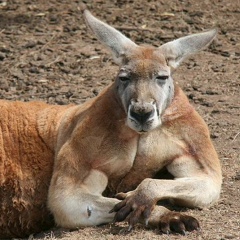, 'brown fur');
0,101,71,237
